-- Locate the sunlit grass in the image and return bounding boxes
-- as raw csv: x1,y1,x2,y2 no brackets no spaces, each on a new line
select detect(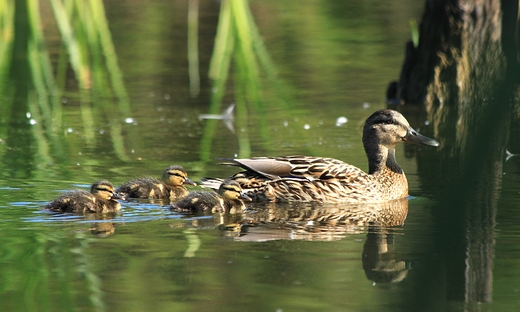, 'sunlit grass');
410,18,419,48
200,0,293,162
